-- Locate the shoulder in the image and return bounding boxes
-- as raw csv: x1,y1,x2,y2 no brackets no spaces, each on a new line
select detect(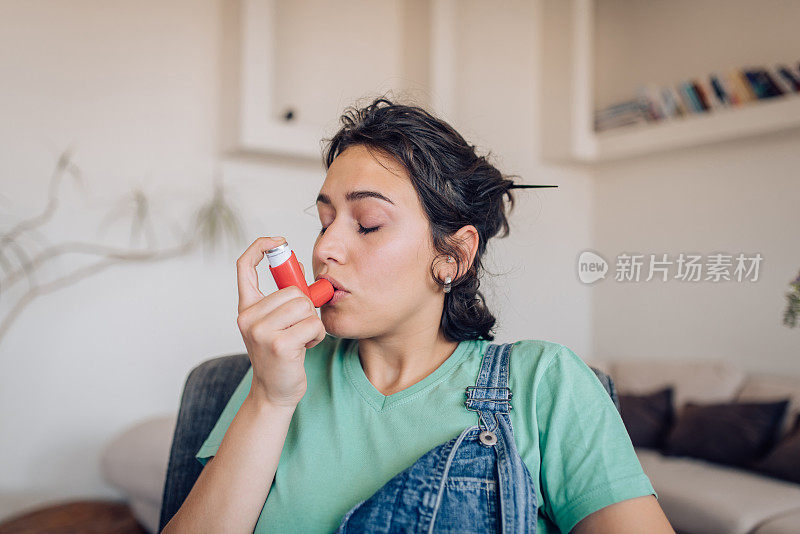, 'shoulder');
507,339,601,394
507,338,574,374
511,339,593,369
504,339,567,394
509,338,566,360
